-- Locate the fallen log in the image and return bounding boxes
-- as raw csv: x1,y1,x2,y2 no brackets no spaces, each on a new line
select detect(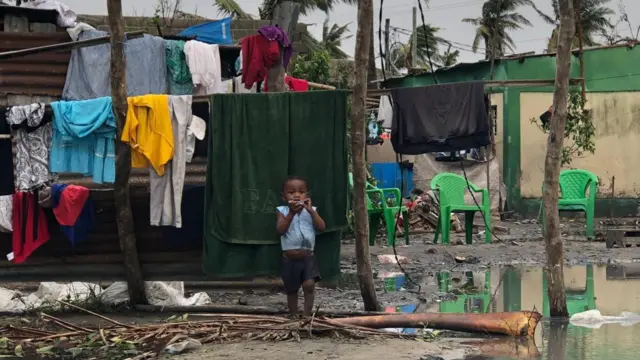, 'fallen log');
333,311,542,337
